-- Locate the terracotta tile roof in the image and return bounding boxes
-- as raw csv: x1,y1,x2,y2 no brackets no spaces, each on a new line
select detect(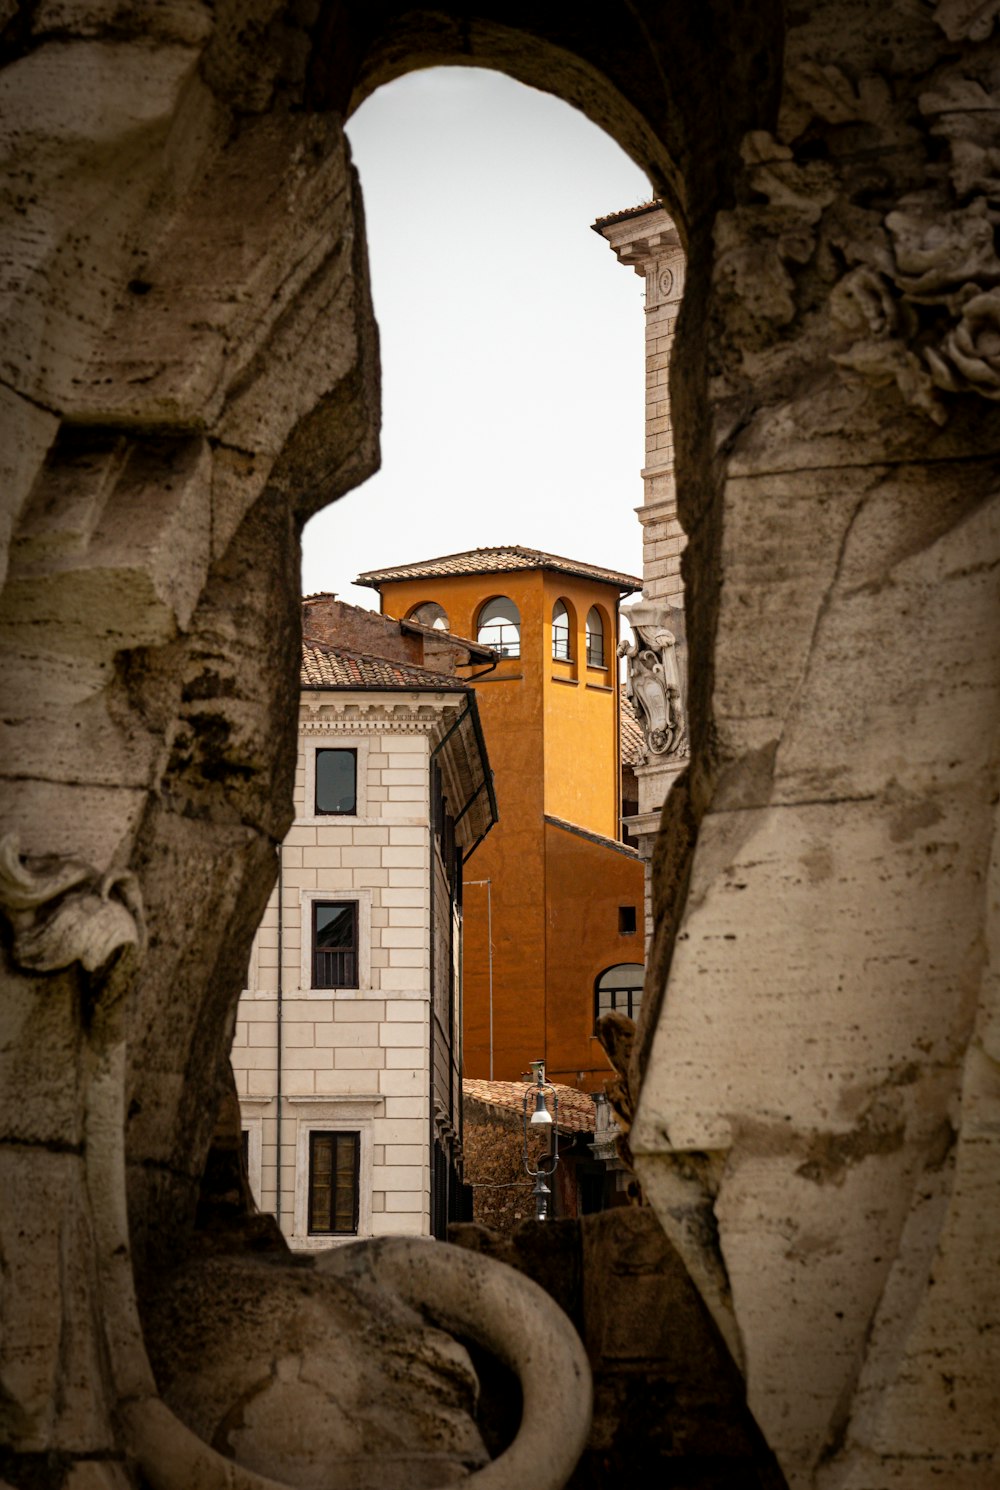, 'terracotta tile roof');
463,1078,597,1135
356,546,642,594
592,200,661,230
301,637,469,692
620,684,645,766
